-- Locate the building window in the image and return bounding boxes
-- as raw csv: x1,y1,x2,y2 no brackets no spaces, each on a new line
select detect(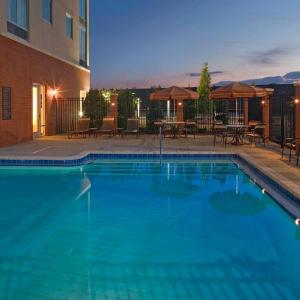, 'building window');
79,0,86,20
79,0,88,68
7,0,28,39
2,86,12,121
79,25,87,67
66,13,73,39
42,0,52,23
